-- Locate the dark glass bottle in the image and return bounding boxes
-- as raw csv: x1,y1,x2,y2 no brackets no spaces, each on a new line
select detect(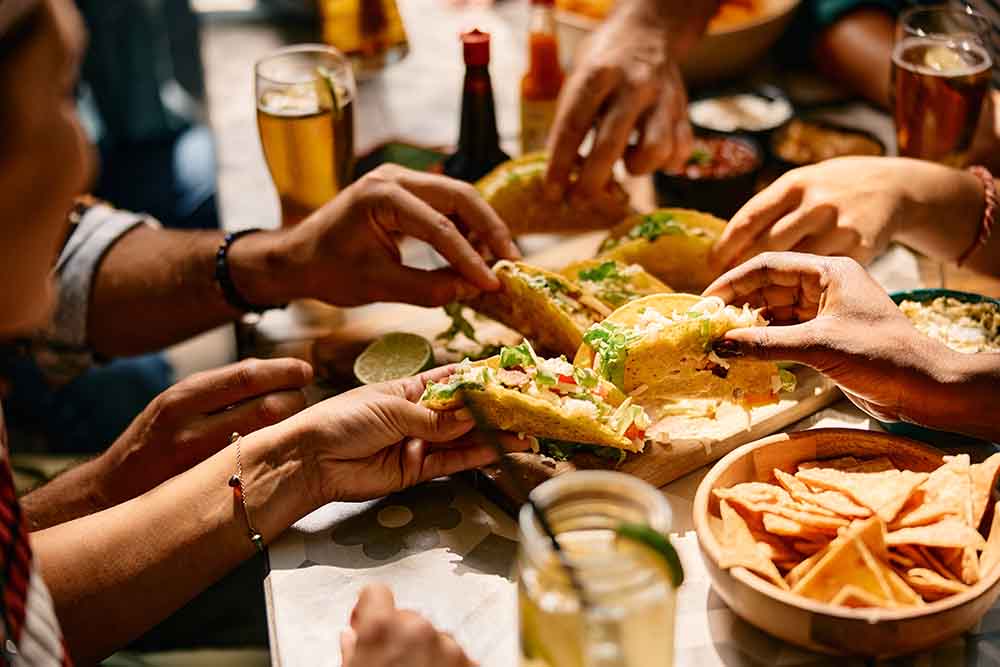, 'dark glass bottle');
443,29,510,182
